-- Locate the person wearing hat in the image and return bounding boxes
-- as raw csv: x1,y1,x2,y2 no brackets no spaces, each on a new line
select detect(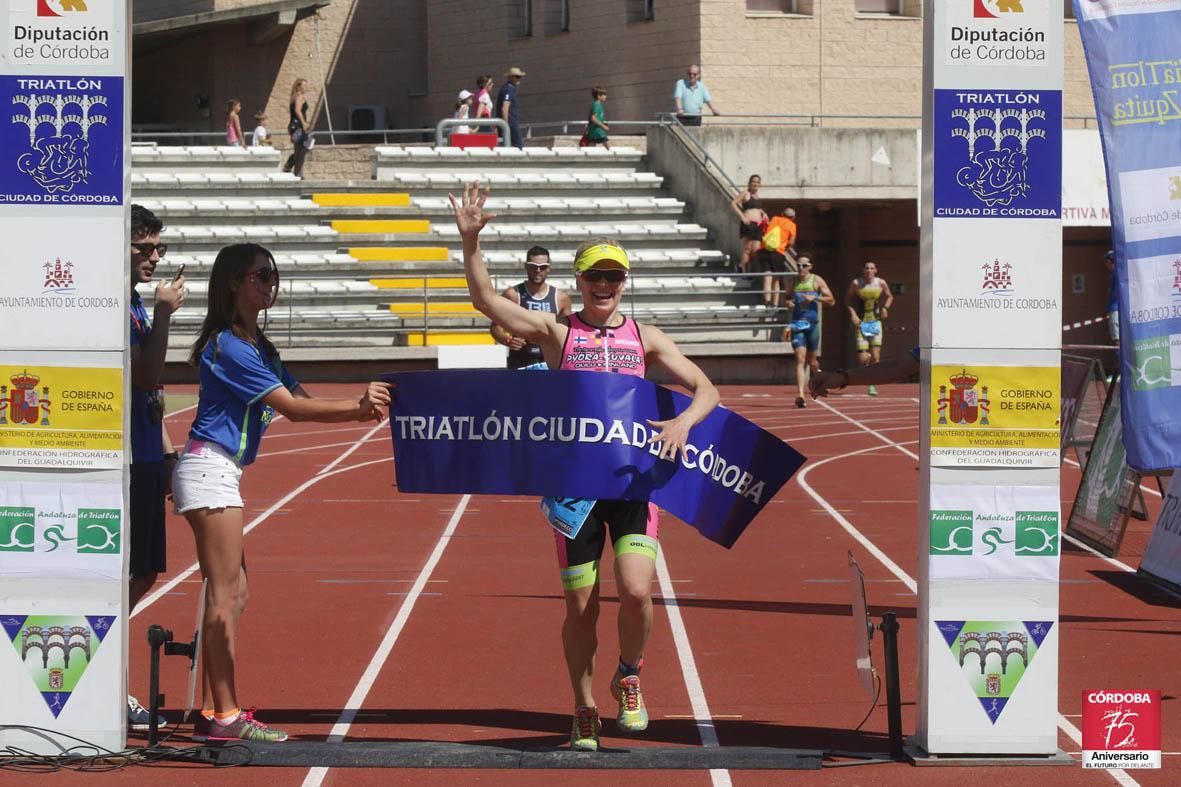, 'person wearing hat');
496,66,527,148
451,181,720,753
454,89,473,135
1105,248,1120,343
